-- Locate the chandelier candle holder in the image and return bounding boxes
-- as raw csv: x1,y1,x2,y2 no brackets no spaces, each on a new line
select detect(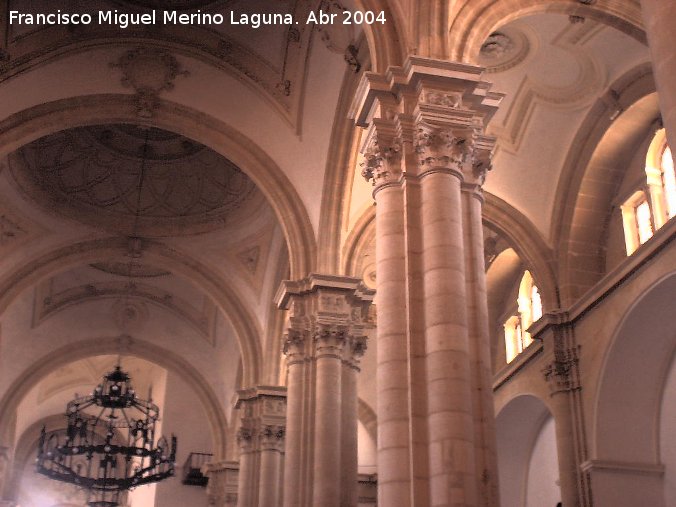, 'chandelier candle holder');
37,366,177,507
